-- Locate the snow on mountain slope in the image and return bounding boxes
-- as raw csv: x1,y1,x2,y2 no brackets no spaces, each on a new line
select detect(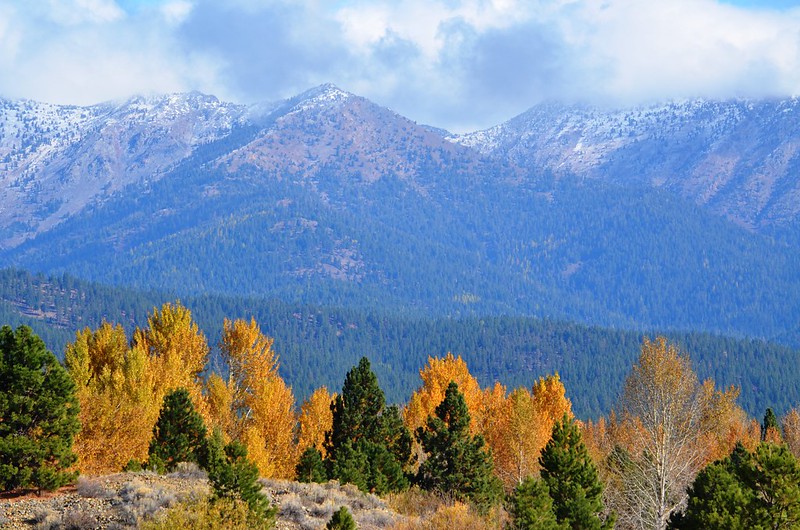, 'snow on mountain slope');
0,93,248,248
451,99,800,230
